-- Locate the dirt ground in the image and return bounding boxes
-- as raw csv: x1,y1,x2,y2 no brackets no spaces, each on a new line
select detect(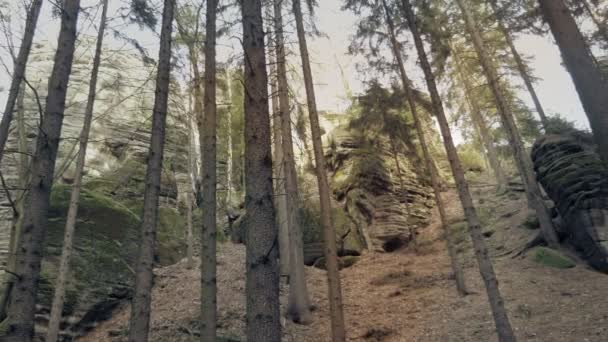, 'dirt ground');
80,188,608,342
